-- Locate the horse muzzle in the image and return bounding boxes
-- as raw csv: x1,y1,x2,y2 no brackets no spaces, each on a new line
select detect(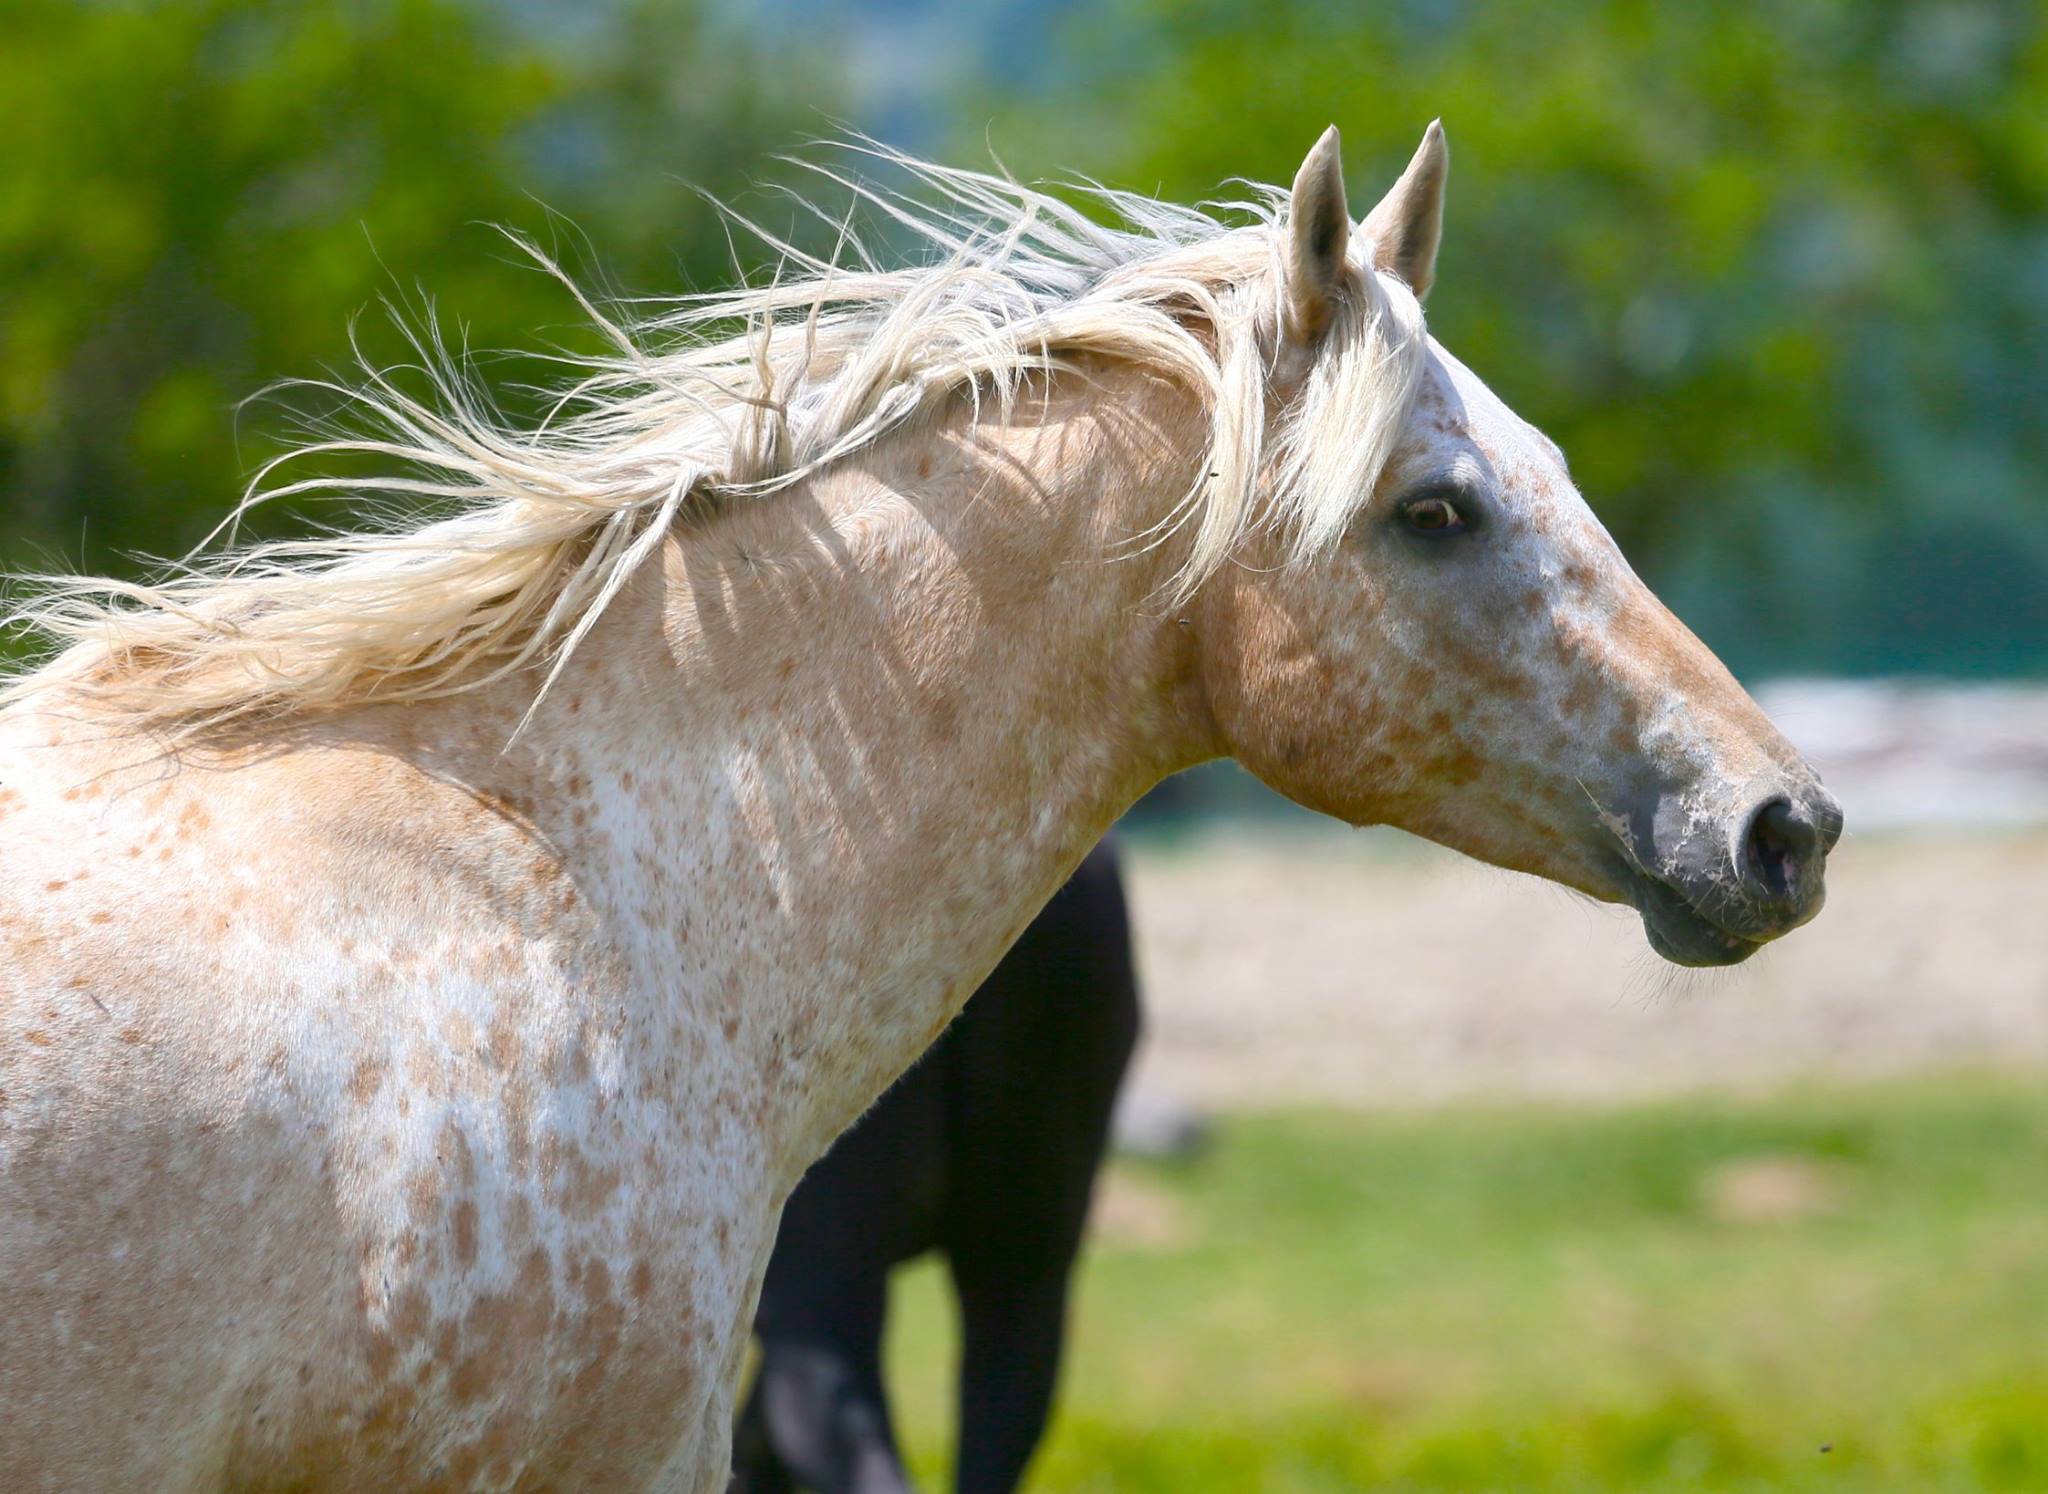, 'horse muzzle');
1618,778,1844,968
